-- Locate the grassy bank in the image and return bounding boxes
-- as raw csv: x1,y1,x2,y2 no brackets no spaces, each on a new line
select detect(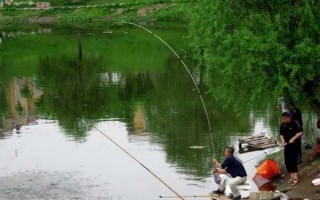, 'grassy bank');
0,0,190,29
